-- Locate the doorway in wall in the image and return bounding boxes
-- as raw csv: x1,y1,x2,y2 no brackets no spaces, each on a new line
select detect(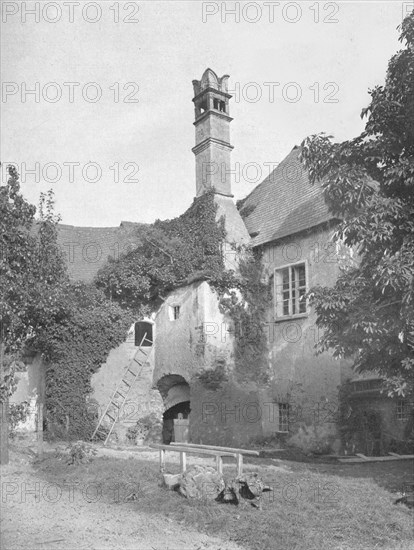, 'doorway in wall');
156,375,191,444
